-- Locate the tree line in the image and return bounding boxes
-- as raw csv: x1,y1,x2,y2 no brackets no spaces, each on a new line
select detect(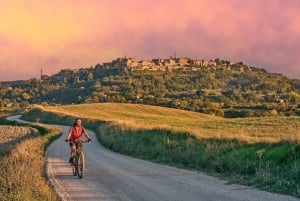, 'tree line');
1,59,300,117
